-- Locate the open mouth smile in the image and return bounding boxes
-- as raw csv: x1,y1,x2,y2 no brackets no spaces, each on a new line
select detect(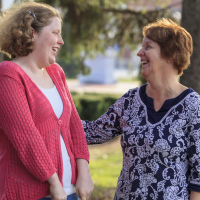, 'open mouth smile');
142,61,149,66
52,47,58,52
